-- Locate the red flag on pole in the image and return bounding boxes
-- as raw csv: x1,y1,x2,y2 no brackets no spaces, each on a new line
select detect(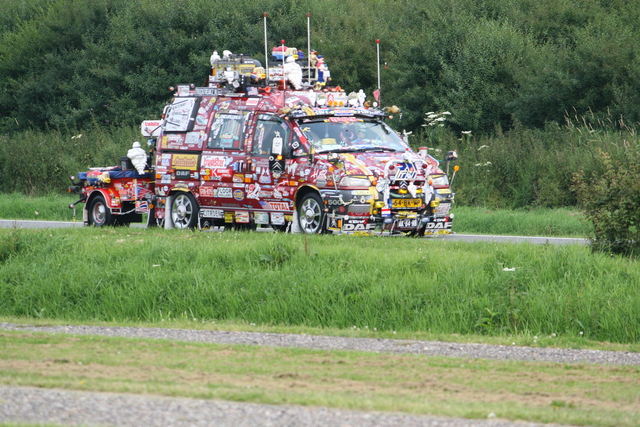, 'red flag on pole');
373,89,380,102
